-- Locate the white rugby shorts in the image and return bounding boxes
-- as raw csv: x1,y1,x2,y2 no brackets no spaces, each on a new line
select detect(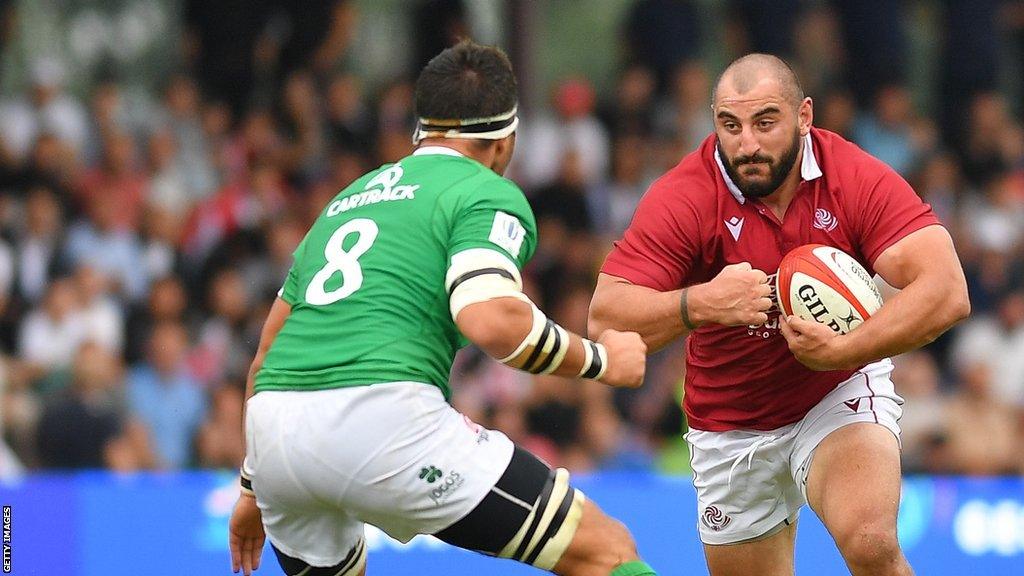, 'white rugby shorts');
685,359,903,545
244,381,515,566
